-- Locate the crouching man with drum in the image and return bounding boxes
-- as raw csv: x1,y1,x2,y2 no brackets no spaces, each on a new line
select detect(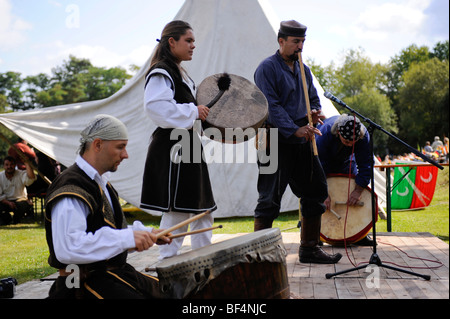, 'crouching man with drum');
316,114,374,246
